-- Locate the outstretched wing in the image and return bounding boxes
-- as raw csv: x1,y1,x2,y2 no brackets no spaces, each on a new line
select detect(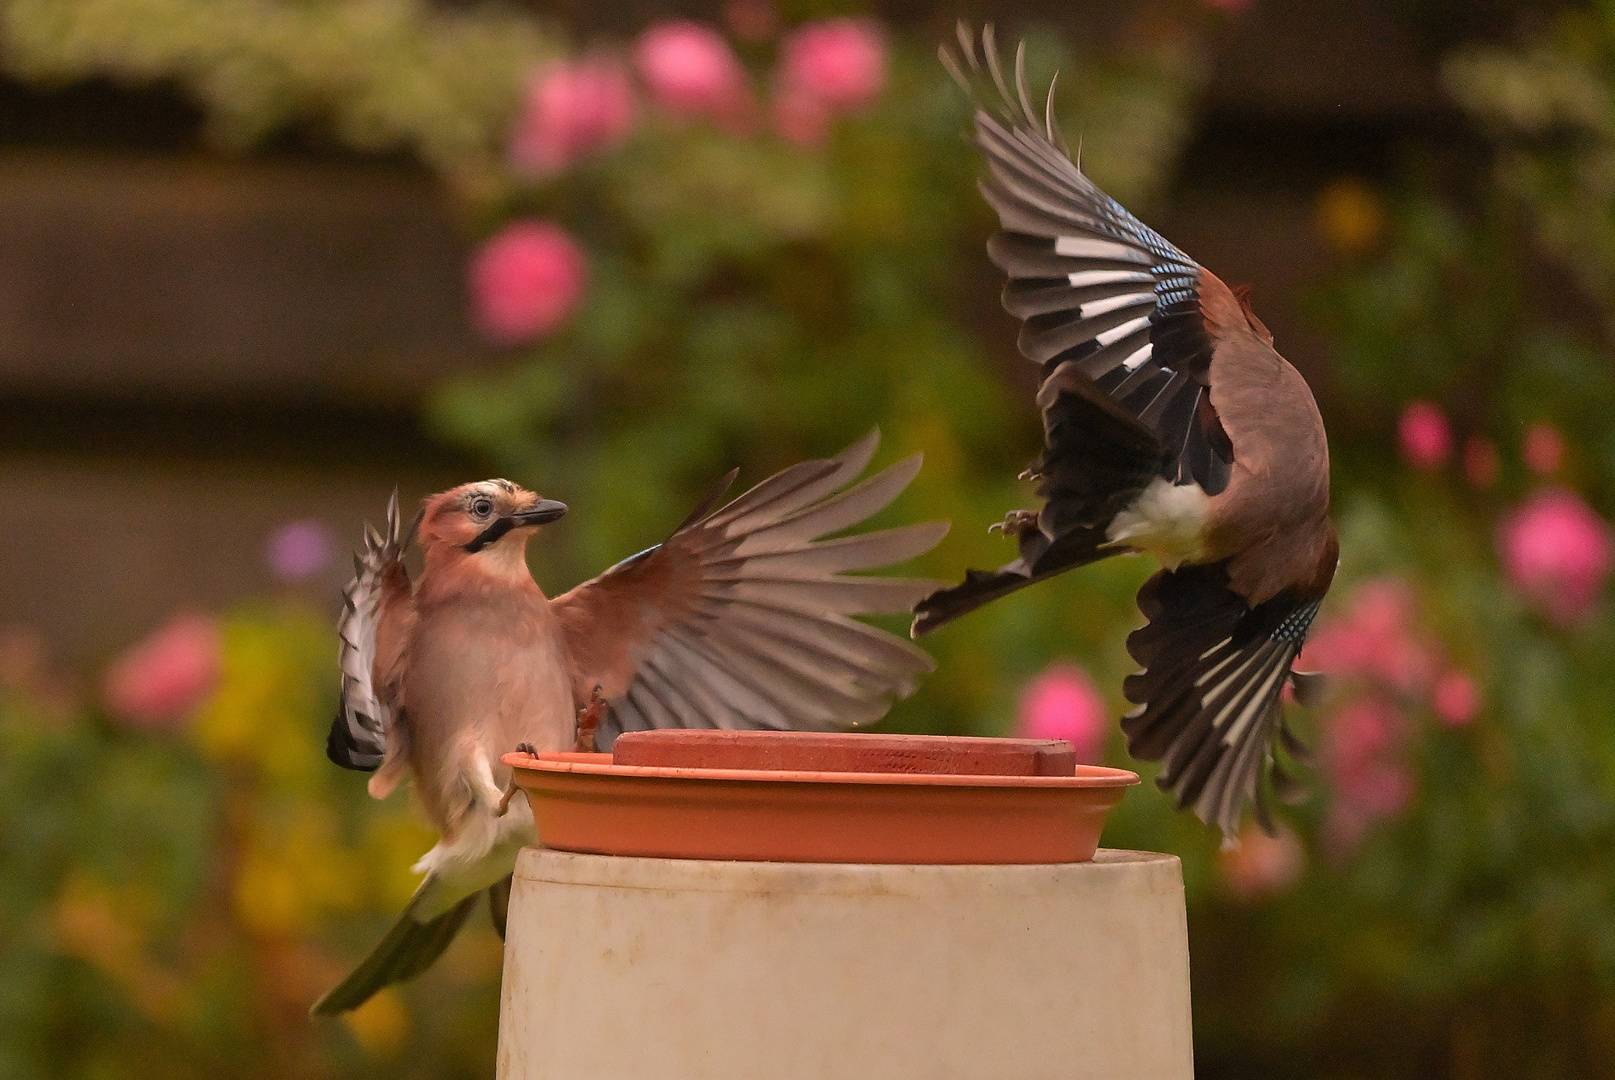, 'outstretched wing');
1120,562,1317,839
326,491,415,771
553,429,948,745
944,24,1233,496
